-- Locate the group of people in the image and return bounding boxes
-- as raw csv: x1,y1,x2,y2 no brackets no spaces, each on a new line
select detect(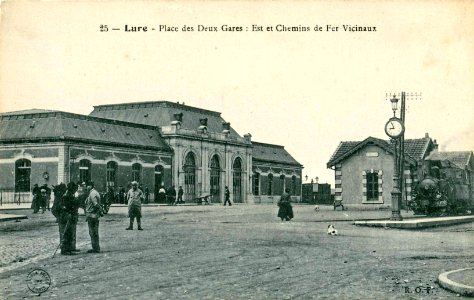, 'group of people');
41,180,292,255
51,181,103,255
31,183,52,213
156,185,184,205
48,180,149,255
